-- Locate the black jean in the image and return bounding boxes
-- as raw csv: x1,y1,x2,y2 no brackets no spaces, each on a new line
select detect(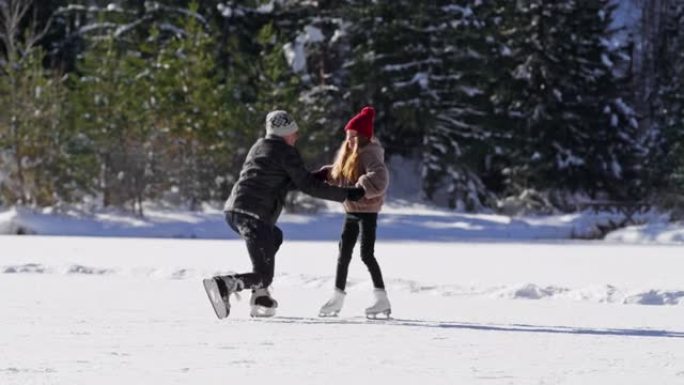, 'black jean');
225,211,283,290
335,212,385,291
